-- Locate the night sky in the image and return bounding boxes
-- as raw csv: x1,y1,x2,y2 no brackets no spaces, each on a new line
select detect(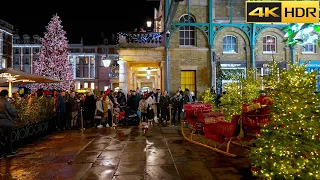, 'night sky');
0,0,159,45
